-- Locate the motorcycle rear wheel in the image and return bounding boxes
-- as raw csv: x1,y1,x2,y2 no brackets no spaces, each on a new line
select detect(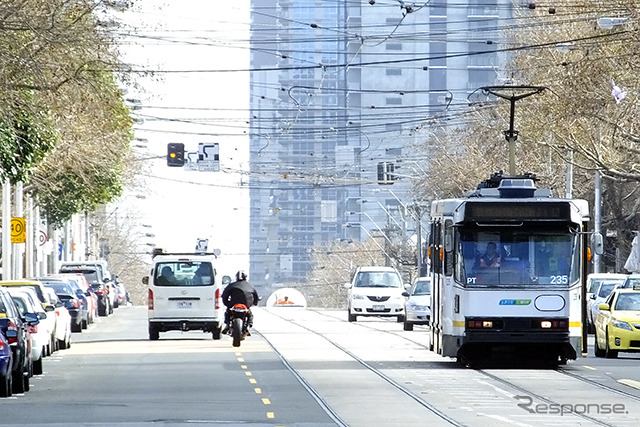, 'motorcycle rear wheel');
232,318,243,347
